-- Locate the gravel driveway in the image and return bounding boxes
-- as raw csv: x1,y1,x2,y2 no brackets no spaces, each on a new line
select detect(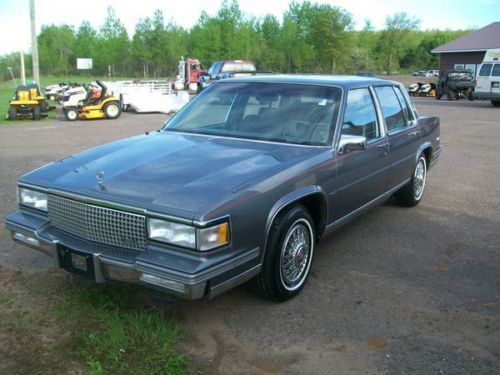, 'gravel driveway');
0,100,498,374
